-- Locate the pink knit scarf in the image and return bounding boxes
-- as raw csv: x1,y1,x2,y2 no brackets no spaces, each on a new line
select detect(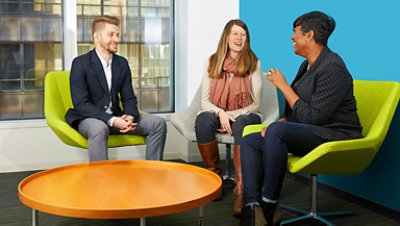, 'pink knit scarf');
210,57,252,111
